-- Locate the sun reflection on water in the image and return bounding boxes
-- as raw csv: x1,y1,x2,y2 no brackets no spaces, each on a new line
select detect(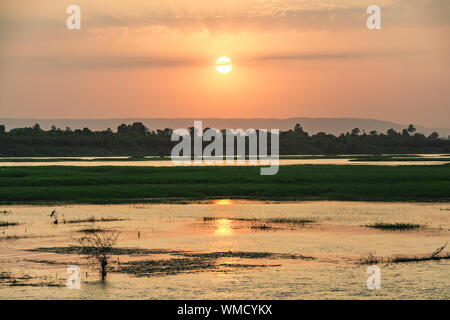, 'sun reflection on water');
214,199,233,206
214,219,233,236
